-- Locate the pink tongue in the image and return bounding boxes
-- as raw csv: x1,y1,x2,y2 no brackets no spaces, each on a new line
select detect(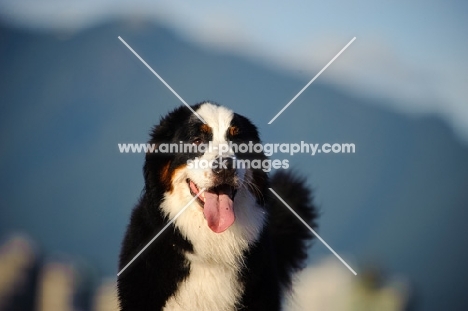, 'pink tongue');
203,191,235,233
